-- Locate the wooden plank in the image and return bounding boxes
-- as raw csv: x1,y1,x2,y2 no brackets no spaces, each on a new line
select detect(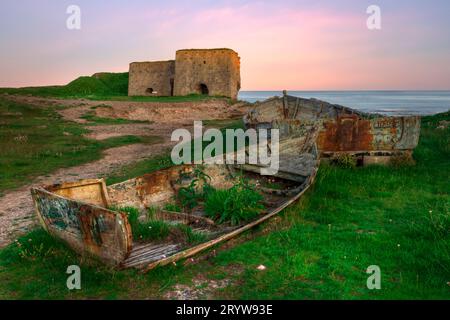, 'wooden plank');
48,179,110,207
122,245,180,268
124,244,180,264
157,210,216,226
31,187,132,266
